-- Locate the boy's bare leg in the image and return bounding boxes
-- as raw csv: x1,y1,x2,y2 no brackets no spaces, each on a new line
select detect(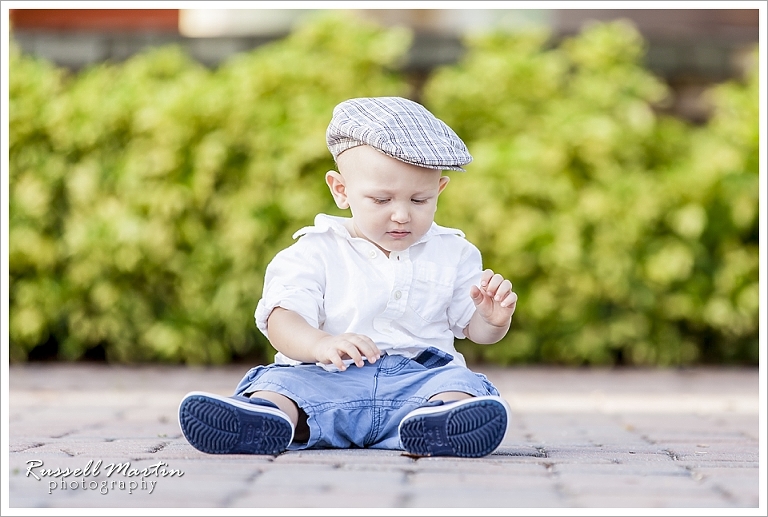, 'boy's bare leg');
249,391,298,424
429,391,472,402
250,390,310,442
